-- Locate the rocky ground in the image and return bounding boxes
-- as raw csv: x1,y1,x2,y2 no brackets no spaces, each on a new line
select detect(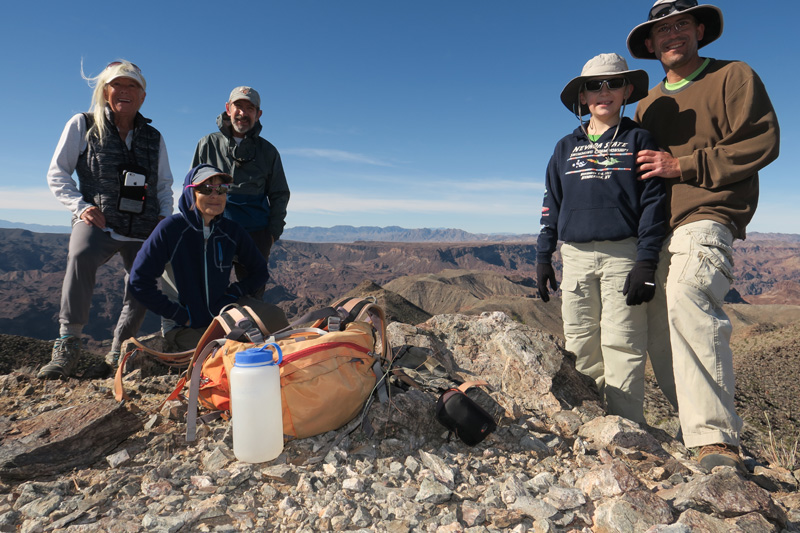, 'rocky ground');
0,312,798,532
